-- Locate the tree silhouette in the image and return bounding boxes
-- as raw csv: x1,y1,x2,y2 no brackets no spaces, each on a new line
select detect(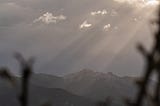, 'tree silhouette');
127,5,160,106
14,53,34,106
0,53,34,106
